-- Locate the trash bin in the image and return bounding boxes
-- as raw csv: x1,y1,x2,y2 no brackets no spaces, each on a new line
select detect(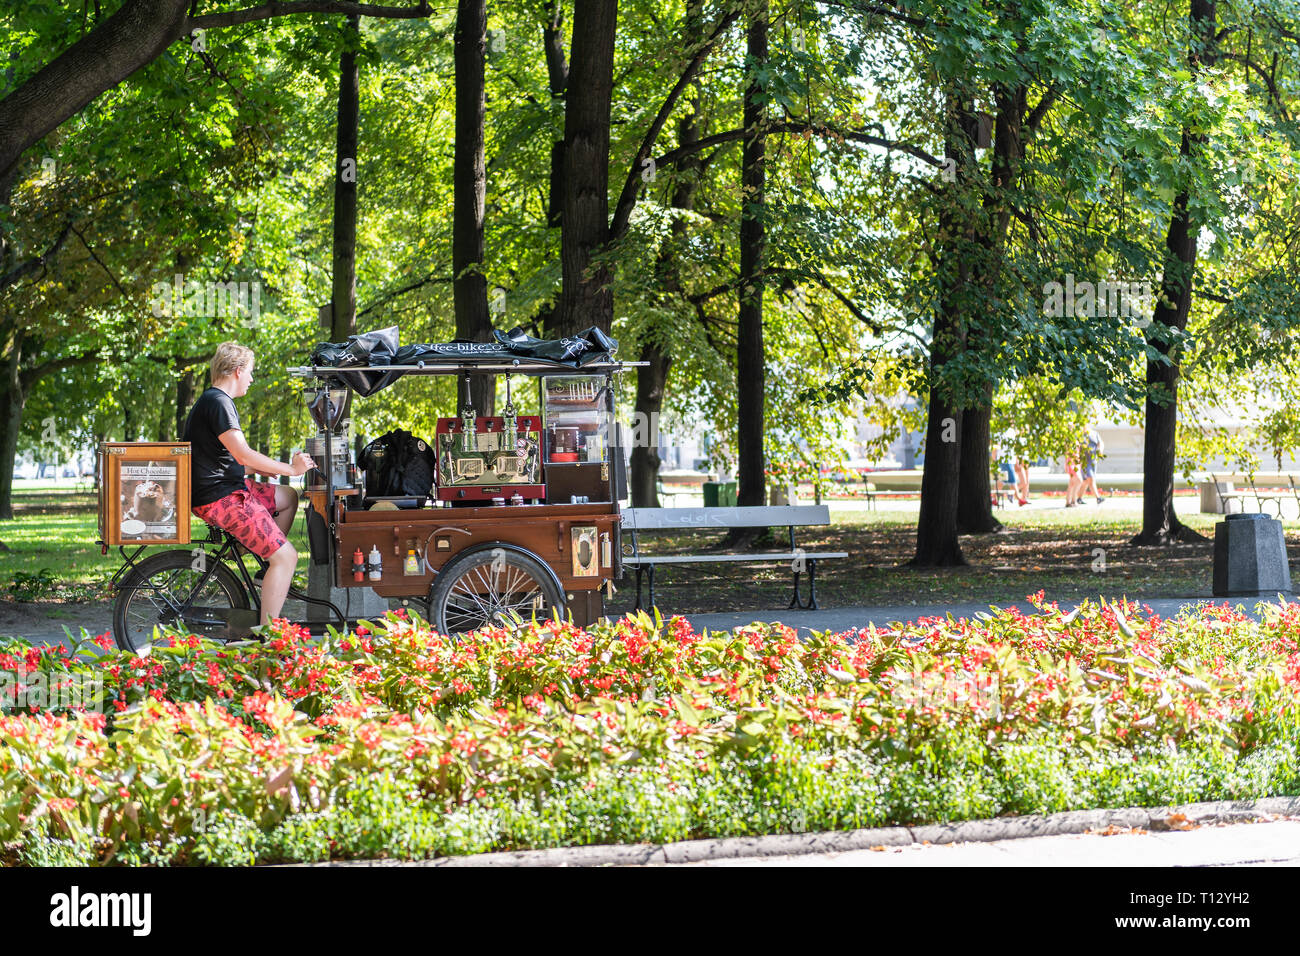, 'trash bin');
1212,513,1293,597
768,483,796,506
703,480,737,507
